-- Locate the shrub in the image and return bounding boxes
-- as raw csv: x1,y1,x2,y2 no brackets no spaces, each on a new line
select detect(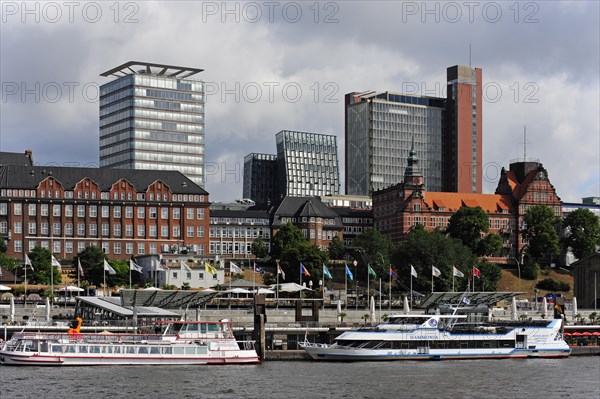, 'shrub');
521,263,540,280
536,278,570,292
